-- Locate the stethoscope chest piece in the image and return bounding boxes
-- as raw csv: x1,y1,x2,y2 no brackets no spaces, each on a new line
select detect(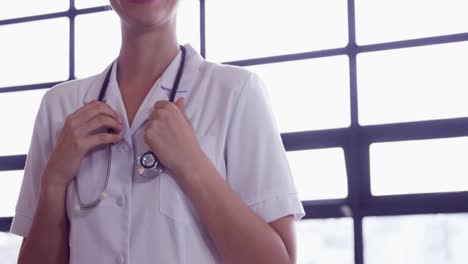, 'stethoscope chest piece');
136,151,164,178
